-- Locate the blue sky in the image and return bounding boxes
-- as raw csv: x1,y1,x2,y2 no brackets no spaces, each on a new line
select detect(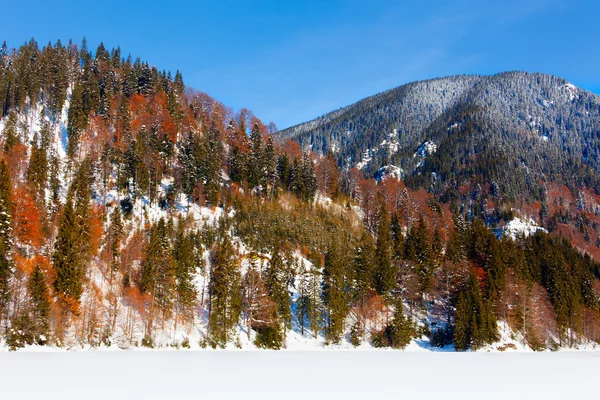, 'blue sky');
2,0,599,129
